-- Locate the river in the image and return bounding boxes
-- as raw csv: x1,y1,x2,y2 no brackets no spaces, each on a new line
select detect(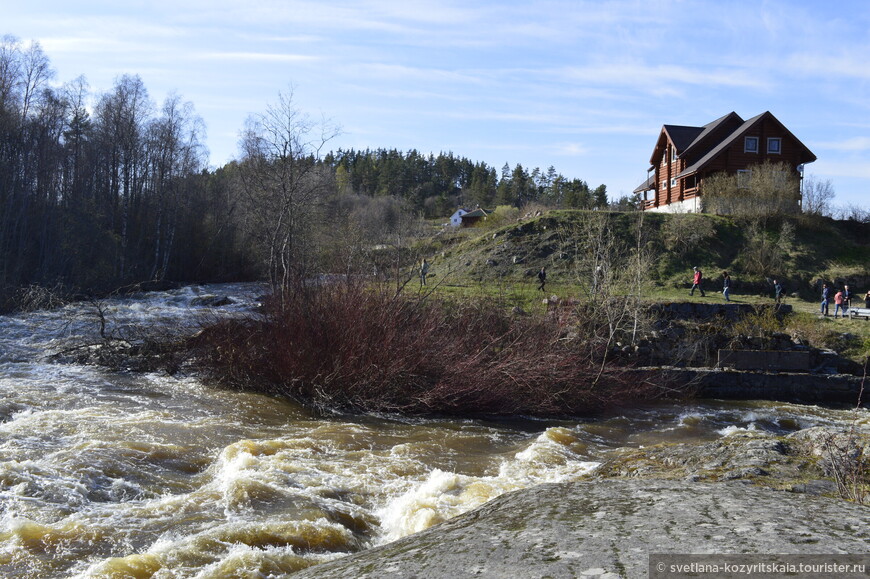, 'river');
0,284,865,577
